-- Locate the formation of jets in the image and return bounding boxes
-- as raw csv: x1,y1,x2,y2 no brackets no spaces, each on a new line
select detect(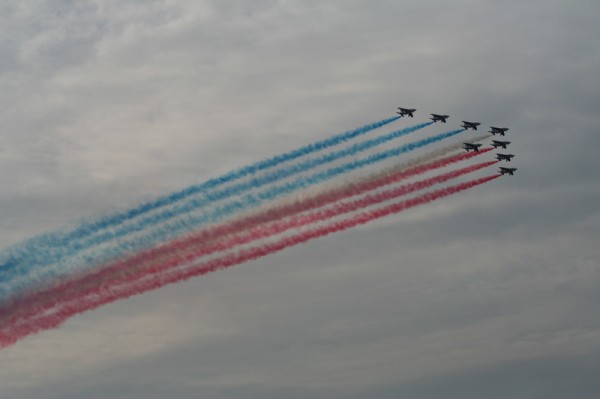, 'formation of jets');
397,107,519,176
